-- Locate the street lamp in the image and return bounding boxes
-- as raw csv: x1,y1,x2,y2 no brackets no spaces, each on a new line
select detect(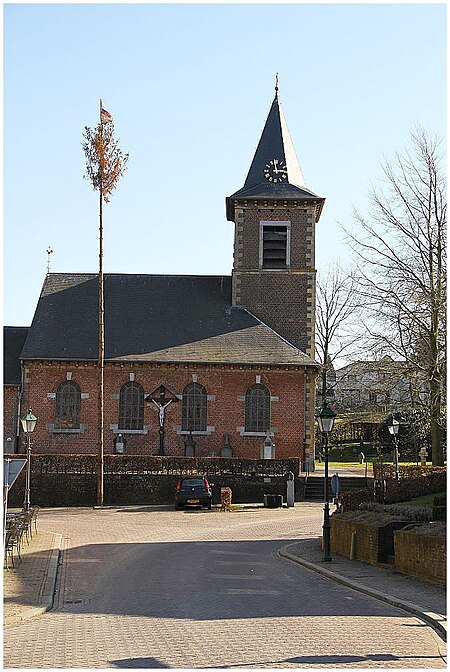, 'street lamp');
20,408,37,510
317,402,336,562
387,416,400,482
